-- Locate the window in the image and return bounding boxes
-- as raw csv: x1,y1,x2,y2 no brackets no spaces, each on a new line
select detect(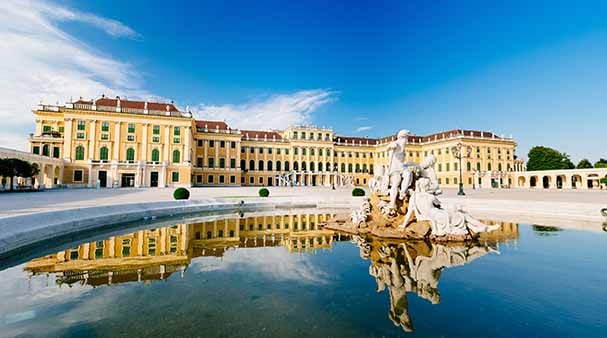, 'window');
42,144,49,156
197,157,203,167
43,125,52,132
231,141,236,149
122,239,131,257
152,136,160,143
303,148,307,156
488,163,492,171
241,146,246,153
127,123,135,133
467,162,471,171
174,127,181,136
311,148,315,156
285,149,289,155
276,161,281,171
172,149,180,163
250,147,254,153
172,172,179,182
348,163,353,173
59,126,64,133
219,175,225,183
209,140,215,147
101,121,110,132
77,120,86,131
249,177,254,184
73,169,83,182
258,160,264,171
219,158,225,168
100,147,109,160
240,159,246,169
173,136,180,144
277,148,281,155
75,145,85,160
208,175,214,183
294,148,299,155
198,139,203,147
220,140,225,148
259,177,264,184
259,147,264,154
230,158,236,168
197,175,202,183
53,147,60,158
127,135,135,142
302,132,306,139
152,149,160,162
209,158,215,168
101,133,109,141
268,148,272,154
206,232,212,239
126,148,135,161
76,132,85,139
285,161,290,171
230,175,235,183
33,146,40,154
268,161,273,171
249,160,254,170
153,125,160,135
477,163,481,171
